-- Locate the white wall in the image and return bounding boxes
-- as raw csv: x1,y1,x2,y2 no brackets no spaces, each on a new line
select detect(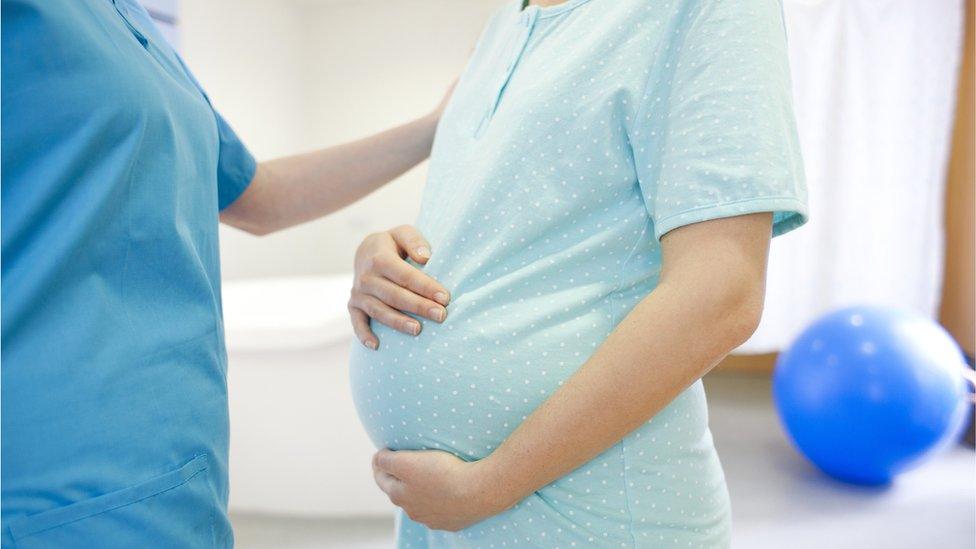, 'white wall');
181,0,502,280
